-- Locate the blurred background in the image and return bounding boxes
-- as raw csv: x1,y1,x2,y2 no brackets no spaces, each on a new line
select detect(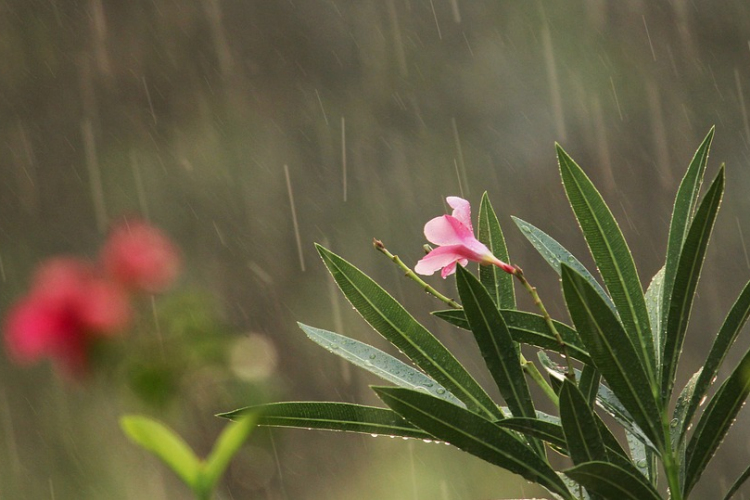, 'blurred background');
2,1,750,498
